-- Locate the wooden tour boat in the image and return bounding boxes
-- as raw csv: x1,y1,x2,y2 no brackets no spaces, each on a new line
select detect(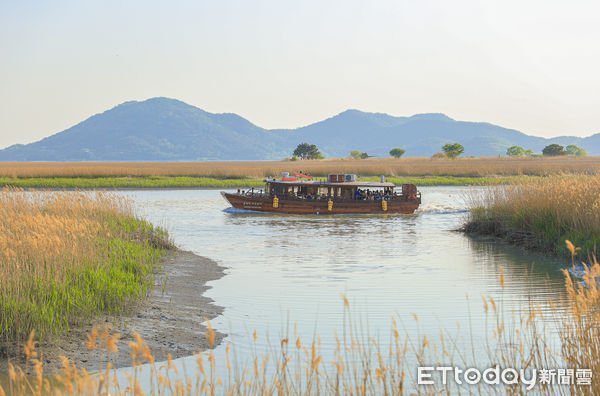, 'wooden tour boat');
221,172,421,215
